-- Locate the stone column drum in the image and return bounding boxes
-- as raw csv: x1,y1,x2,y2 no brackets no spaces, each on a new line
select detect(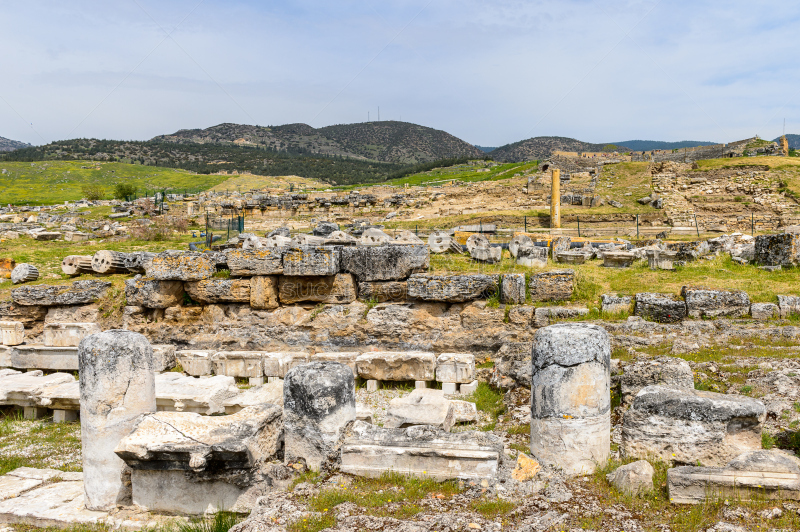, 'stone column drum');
79,330,156,511
530,323,611,475
284,361,355,471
